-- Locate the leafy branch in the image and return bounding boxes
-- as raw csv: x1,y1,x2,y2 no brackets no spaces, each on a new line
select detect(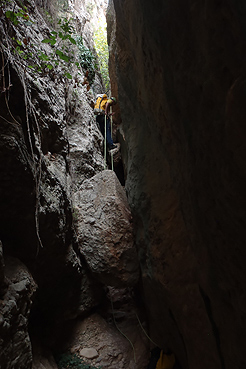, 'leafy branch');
1,1,97,82
76,36,97,84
